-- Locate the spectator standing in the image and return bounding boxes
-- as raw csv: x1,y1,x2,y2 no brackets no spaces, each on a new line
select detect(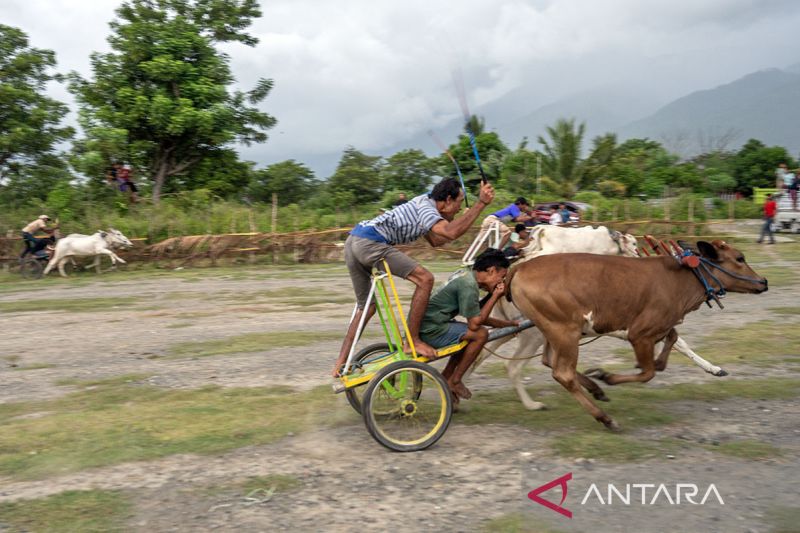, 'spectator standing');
392,192,408,207
549,207,563,225
757,193,777,244
790,172,799,211
559,203,571,225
